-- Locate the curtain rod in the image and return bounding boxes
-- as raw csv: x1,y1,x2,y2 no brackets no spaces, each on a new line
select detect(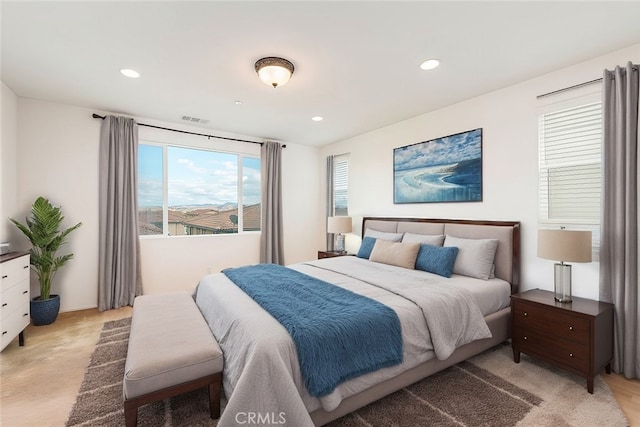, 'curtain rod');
91,113,286,148
536,78,603,99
